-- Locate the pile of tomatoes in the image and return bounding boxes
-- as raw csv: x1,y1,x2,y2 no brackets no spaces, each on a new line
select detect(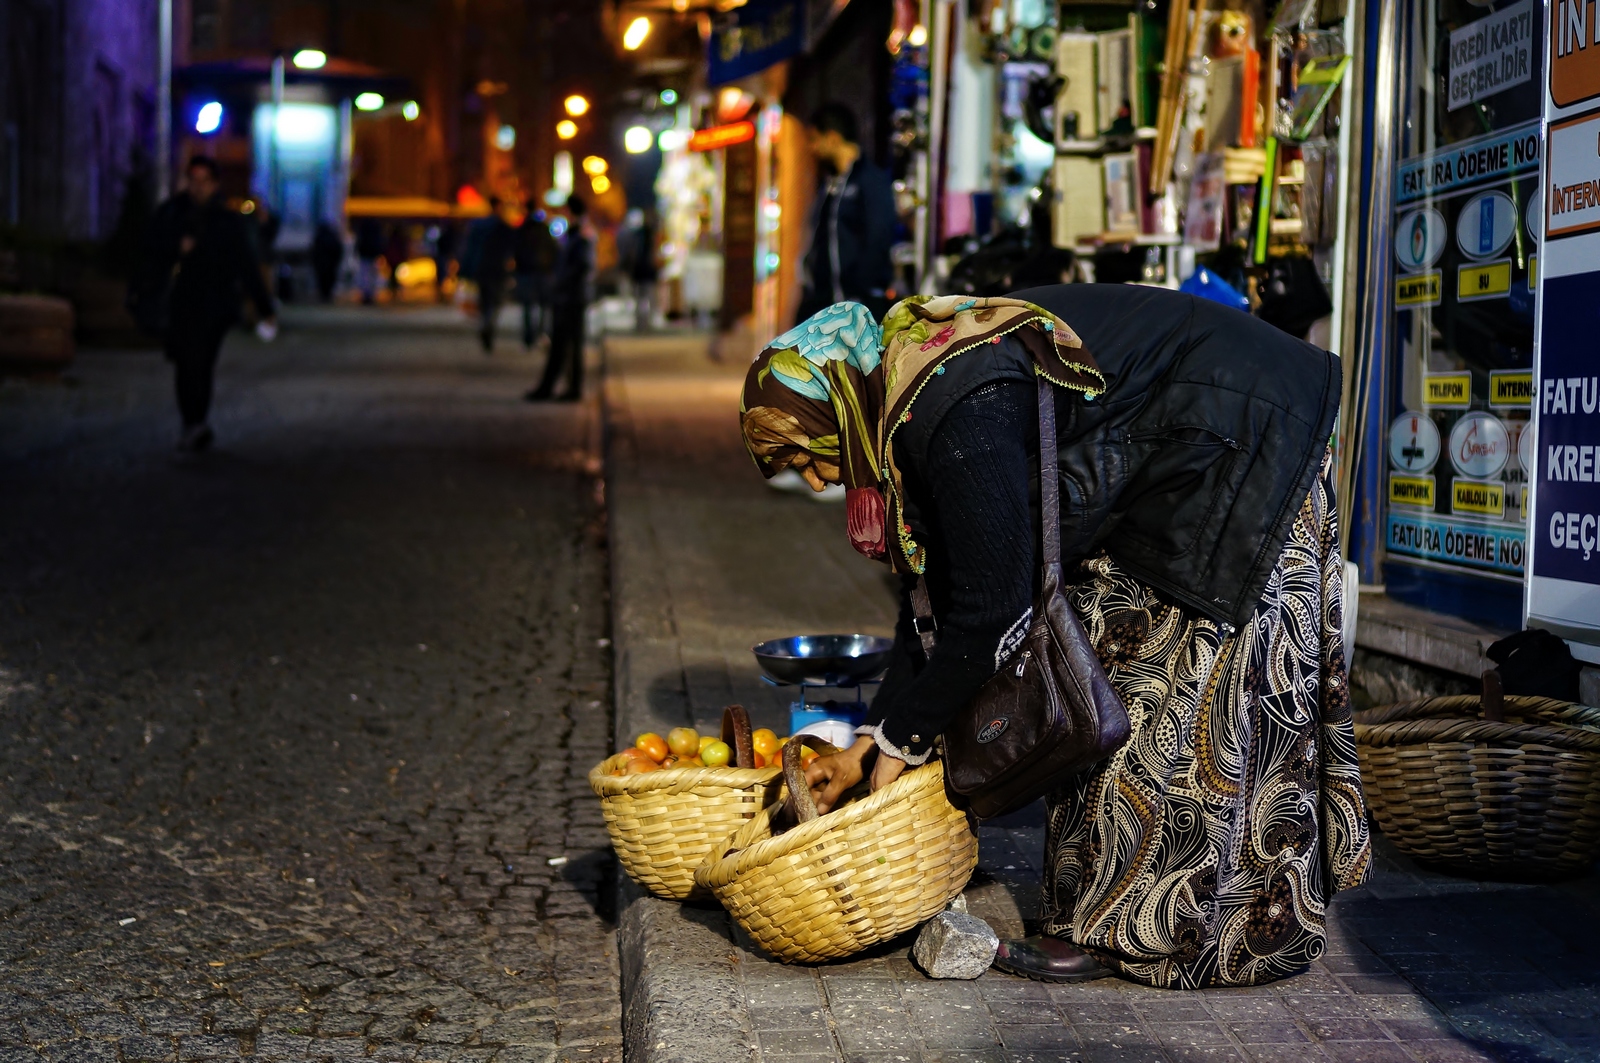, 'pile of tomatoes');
610,726,819,775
